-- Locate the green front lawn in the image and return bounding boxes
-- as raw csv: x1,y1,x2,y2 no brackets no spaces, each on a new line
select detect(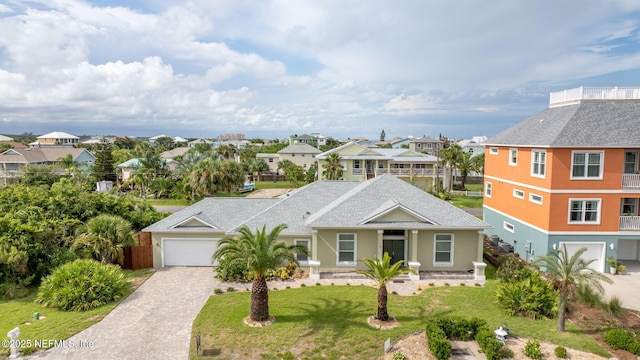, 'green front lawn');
190,281,609,359
449,195,483,208
0,269,154,354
